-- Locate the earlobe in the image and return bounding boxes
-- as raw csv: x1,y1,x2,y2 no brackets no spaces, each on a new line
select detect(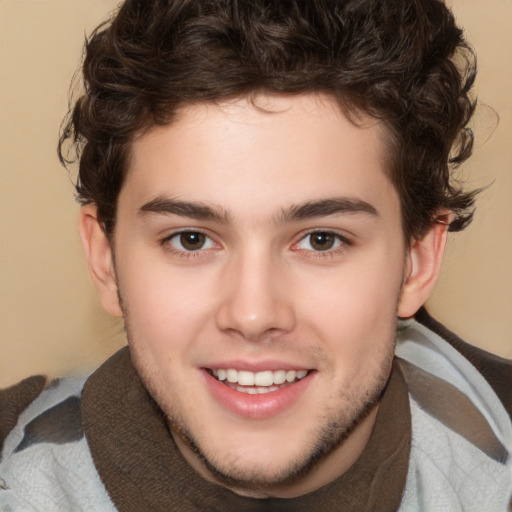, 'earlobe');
397,218,449,318
78,205,123,317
